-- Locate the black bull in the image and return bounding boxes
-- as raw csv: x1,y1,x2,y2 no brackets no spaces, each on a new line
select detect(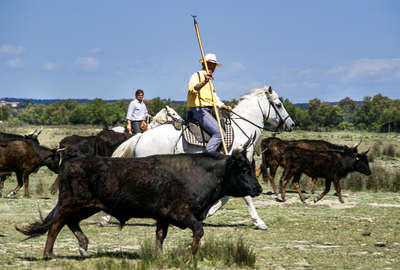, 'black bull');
17,149,262,258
